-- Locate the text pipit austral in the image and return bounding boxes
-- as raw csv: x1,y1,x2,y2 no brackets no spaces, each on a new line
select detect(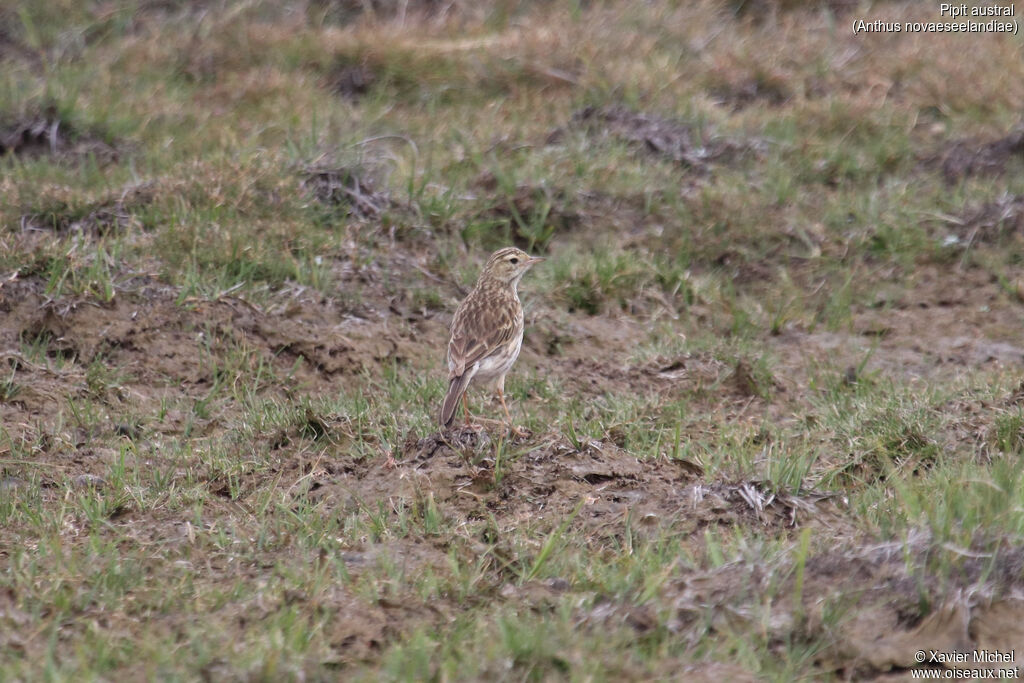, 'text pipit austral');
439,247,544,433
